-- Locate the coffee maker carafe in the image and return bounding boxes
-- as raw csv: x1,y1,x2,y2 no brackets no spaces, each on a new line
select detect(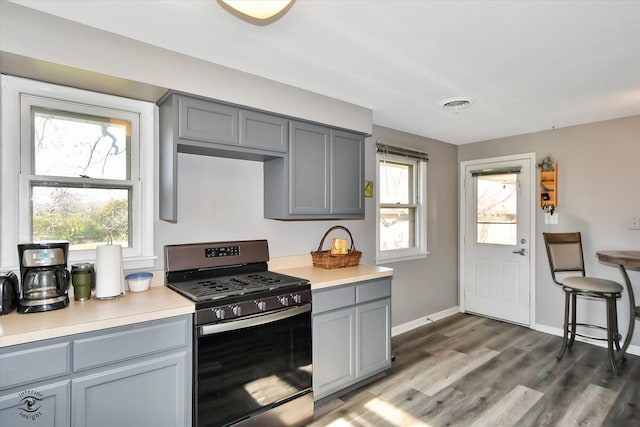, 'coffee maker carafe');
18,242,70,313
